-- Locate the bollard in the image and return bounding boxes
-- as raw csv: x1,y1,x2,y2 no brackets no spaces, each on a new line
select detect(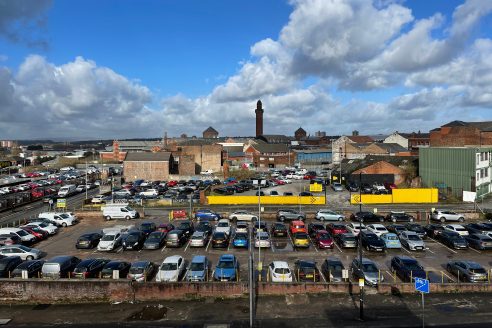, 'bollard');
410,270,413,282
298,269,300,282
441,271,444,284
394,271,397,283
